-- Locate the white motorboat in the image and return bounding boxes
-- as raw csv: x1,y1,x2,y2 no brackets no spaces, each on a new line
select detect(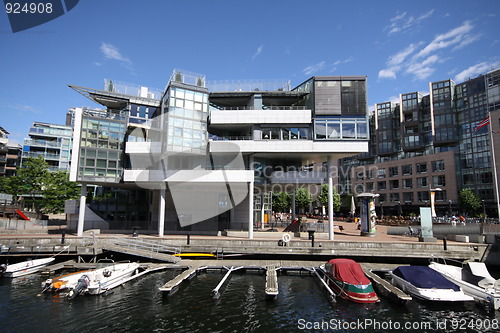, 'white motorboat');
389,266,474,302
429,260,500,310
0,258,55,278
42,261,140,299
